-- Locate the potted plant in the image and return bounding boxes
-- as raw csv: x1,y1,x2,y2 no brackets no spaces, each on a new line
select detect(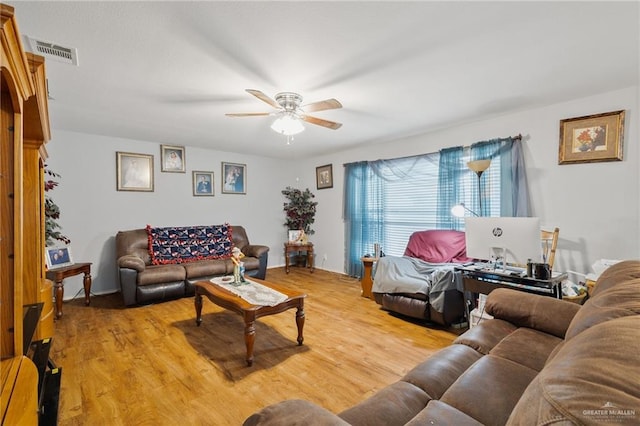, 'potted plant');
44,167,70,246
282,187,317,267
282,186,318,235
